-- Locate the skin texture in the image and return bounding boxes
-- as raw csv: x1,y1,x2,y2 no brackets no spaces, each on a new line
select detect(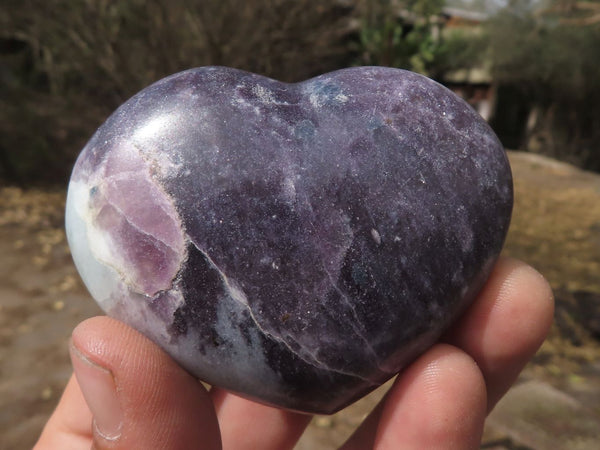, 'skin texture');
35,256,553,450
